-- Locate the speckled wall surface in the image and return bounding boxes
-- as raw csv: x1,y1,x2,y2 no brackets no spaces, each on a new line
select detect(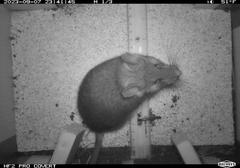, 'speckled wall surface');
11,5,234,152
147,4,233,145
